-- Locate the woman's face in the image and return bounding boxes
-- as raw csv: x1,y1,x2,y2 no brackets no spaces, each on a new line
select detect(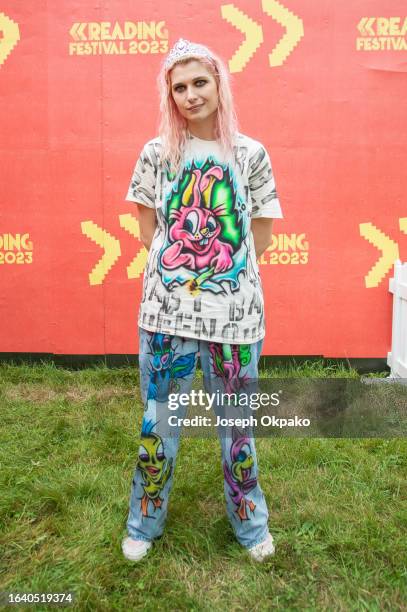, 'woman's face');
170,60,219,128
